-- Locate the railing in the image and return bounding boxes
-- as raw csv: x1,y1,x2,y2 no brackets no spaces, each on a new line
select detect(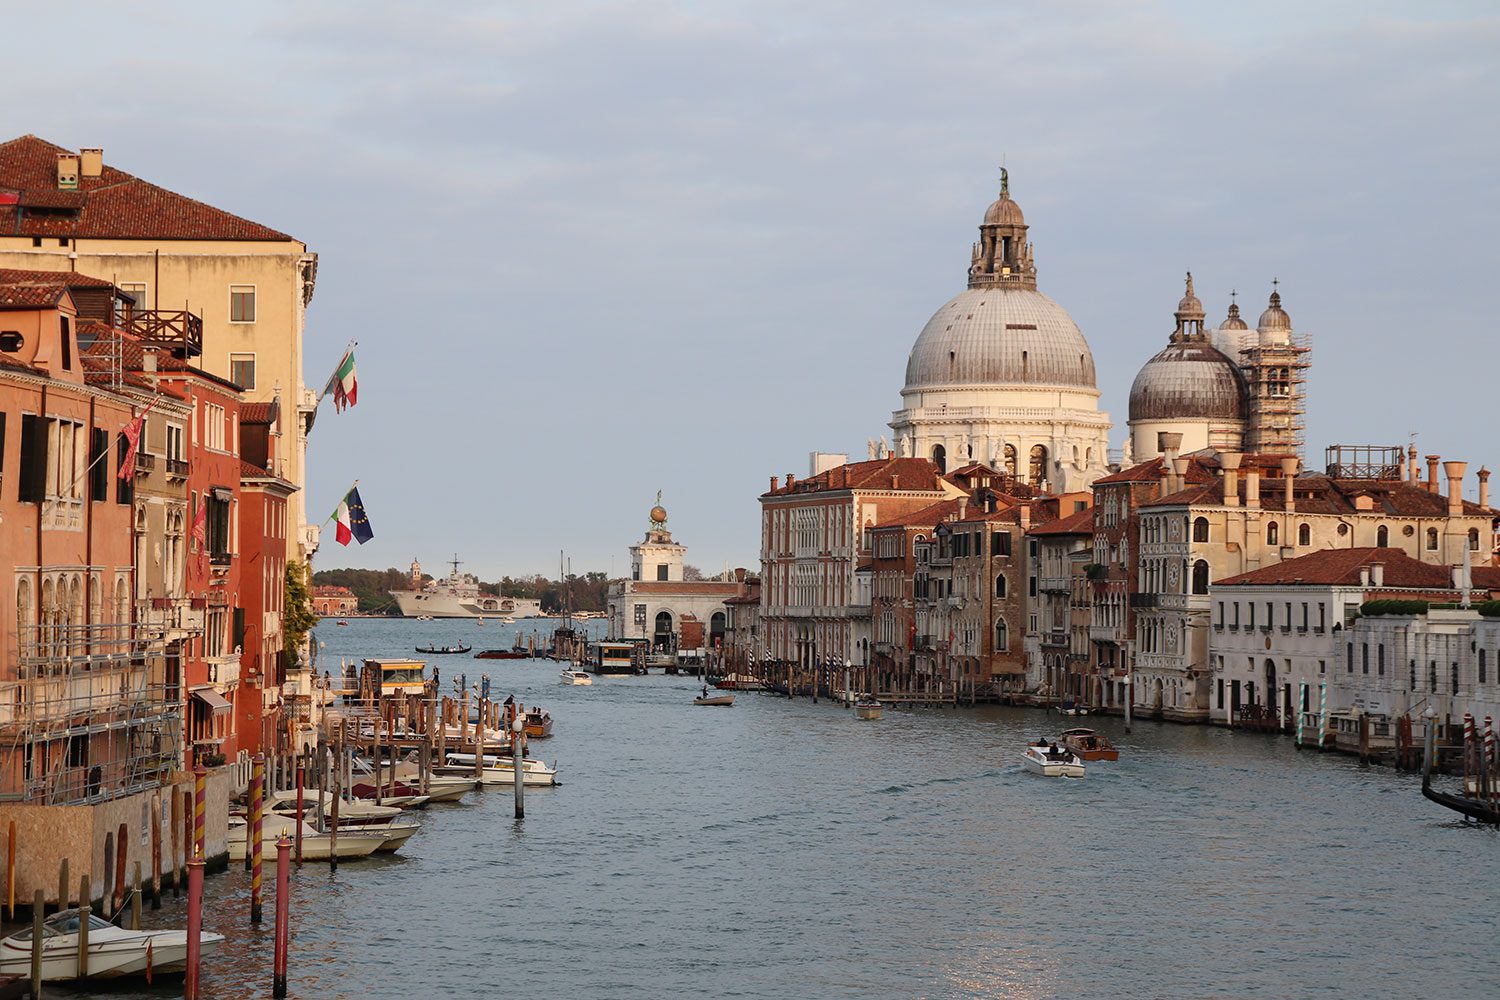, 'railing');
166,457,190,478
118,309,203,358
134,452,156,472
1130,593,1159,608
